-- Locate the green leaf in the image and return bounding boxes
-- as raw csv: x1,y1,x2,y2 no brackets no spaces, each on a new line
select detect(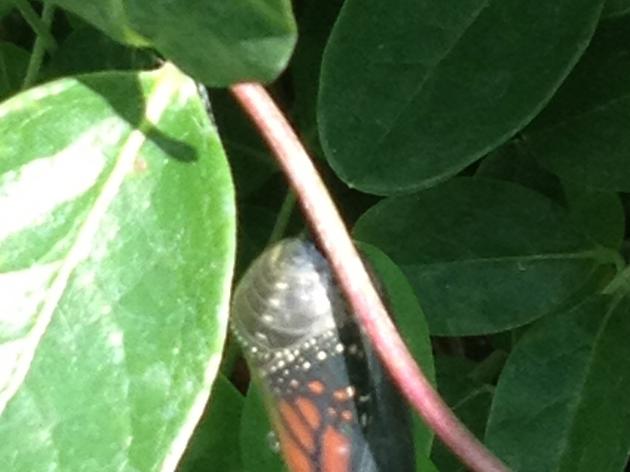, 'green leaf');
415,455,440,472
476,140,562,202
431,359,493,472
46,0,297,86
178,375,244,472
318,0,605,195
524,17,630,191
433,388,493,472
562,181,625,251
45,0,149,47
477,145,625,252
485,295,630,472
353,178,605,335
358,242,436,456
603,0,630,17
0,64,236,470
433,355,478,404
0,42,29,100
44,26,156,79
0,0,13,19
240,385,285,472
